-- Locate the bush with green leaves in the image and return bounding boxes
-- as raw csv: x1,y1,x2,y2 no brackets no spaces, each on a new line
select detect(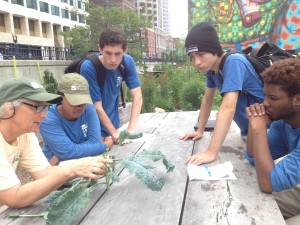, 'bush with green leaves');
43,70,58,94
140,74,159,113
141,62,222,112
179,80,204,111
